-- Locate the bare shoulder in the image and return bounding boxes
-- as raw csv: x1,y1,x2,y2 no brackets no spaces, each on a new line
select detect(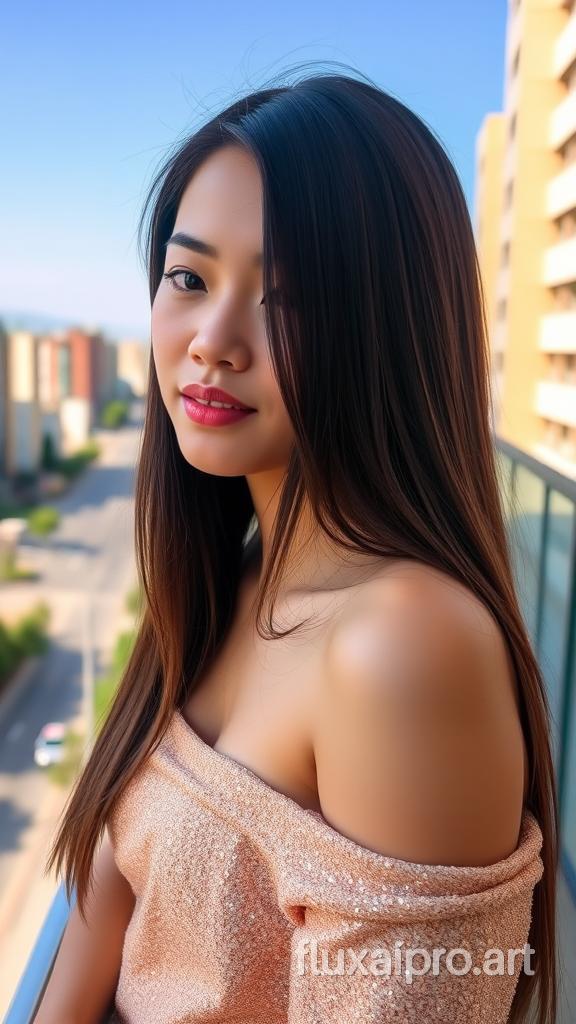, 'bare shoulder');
314,559,527,866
